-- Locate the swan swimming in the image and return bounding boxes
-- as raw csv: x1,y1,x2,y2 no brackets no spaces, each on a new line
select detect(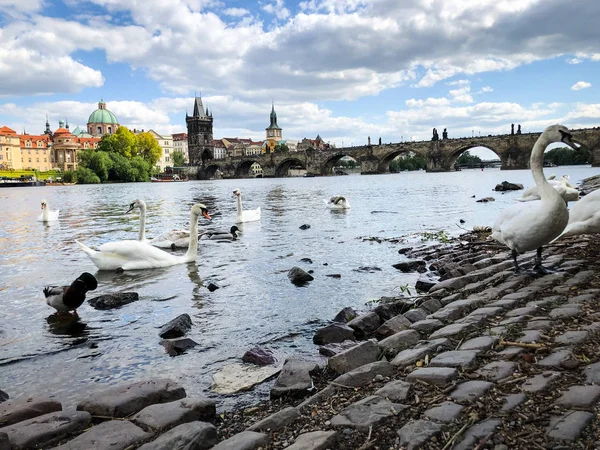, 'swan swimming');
37,200,60,222
127,199,192,249
518,178,580,203
43,272,97,314
324,196,351,210
200,226,241,241
491,124,578,274
560,188,600,237
233,189,261,223
76,203,211,271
